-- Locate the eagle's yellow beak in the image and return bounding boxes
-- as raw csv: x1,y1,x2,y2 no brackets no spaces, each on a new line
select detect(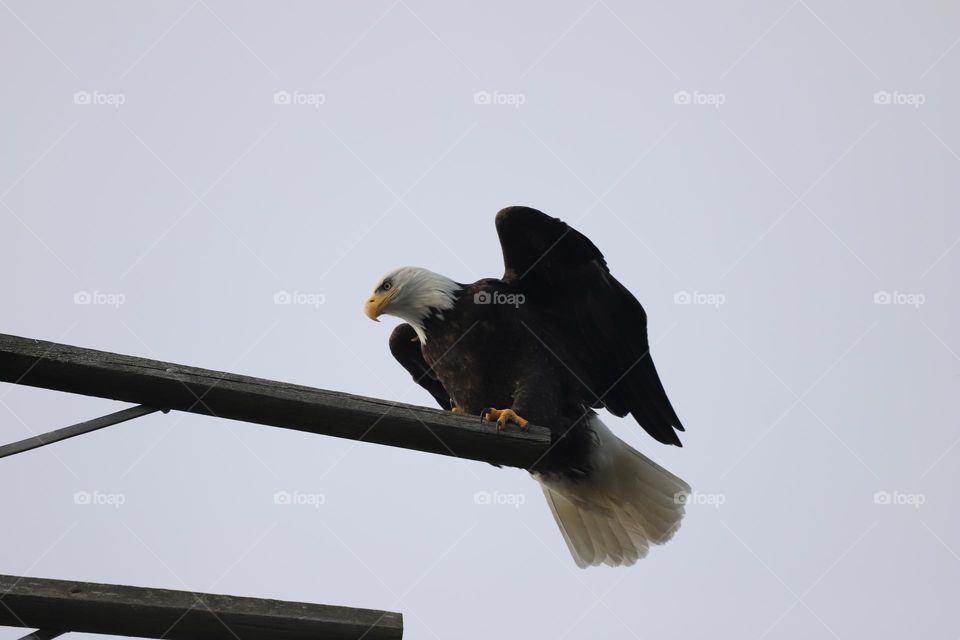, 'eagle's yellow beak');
364,289,396,321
